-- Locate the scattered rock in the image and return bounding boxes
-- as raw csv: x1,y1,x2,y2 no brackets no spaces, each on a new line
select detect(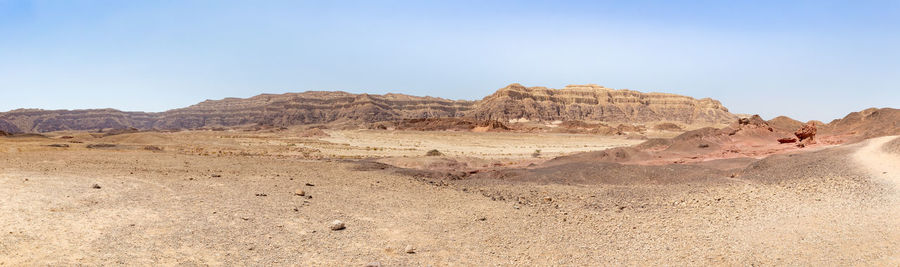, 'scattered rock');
476,217,486,221
329,220,345,230
294,189,305,196
255,193,267,197
305,183,315,186
143,145,163,151
47,144,70,148
91,184,102,189
211,174,222,178
364,262,382,267
404,245,416,254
